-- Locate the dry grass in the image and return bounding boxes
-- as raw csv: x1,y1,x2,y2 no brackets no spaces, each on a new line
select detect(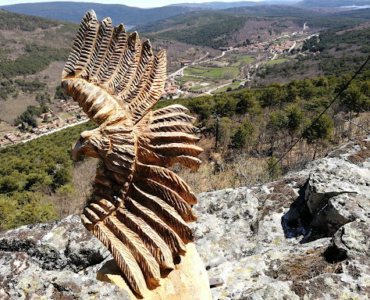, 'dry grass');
0,121,15,134
0,61,66,125
143,36,220,73
175,155,270,194
231,19,304,46
0,93,39,125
